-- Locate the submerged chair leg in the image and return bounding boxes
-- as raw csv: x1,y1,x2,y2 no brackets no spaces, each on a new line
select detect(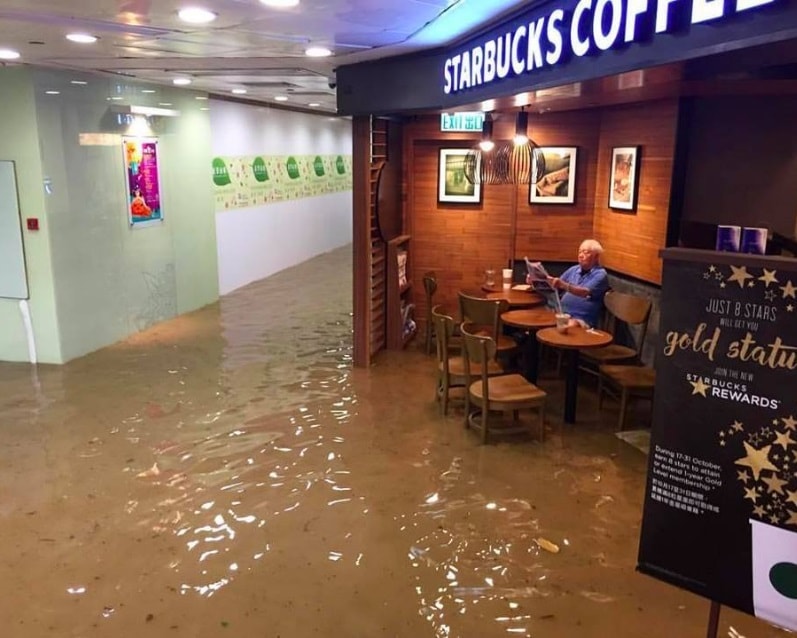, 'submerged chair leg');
618,388,629,431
